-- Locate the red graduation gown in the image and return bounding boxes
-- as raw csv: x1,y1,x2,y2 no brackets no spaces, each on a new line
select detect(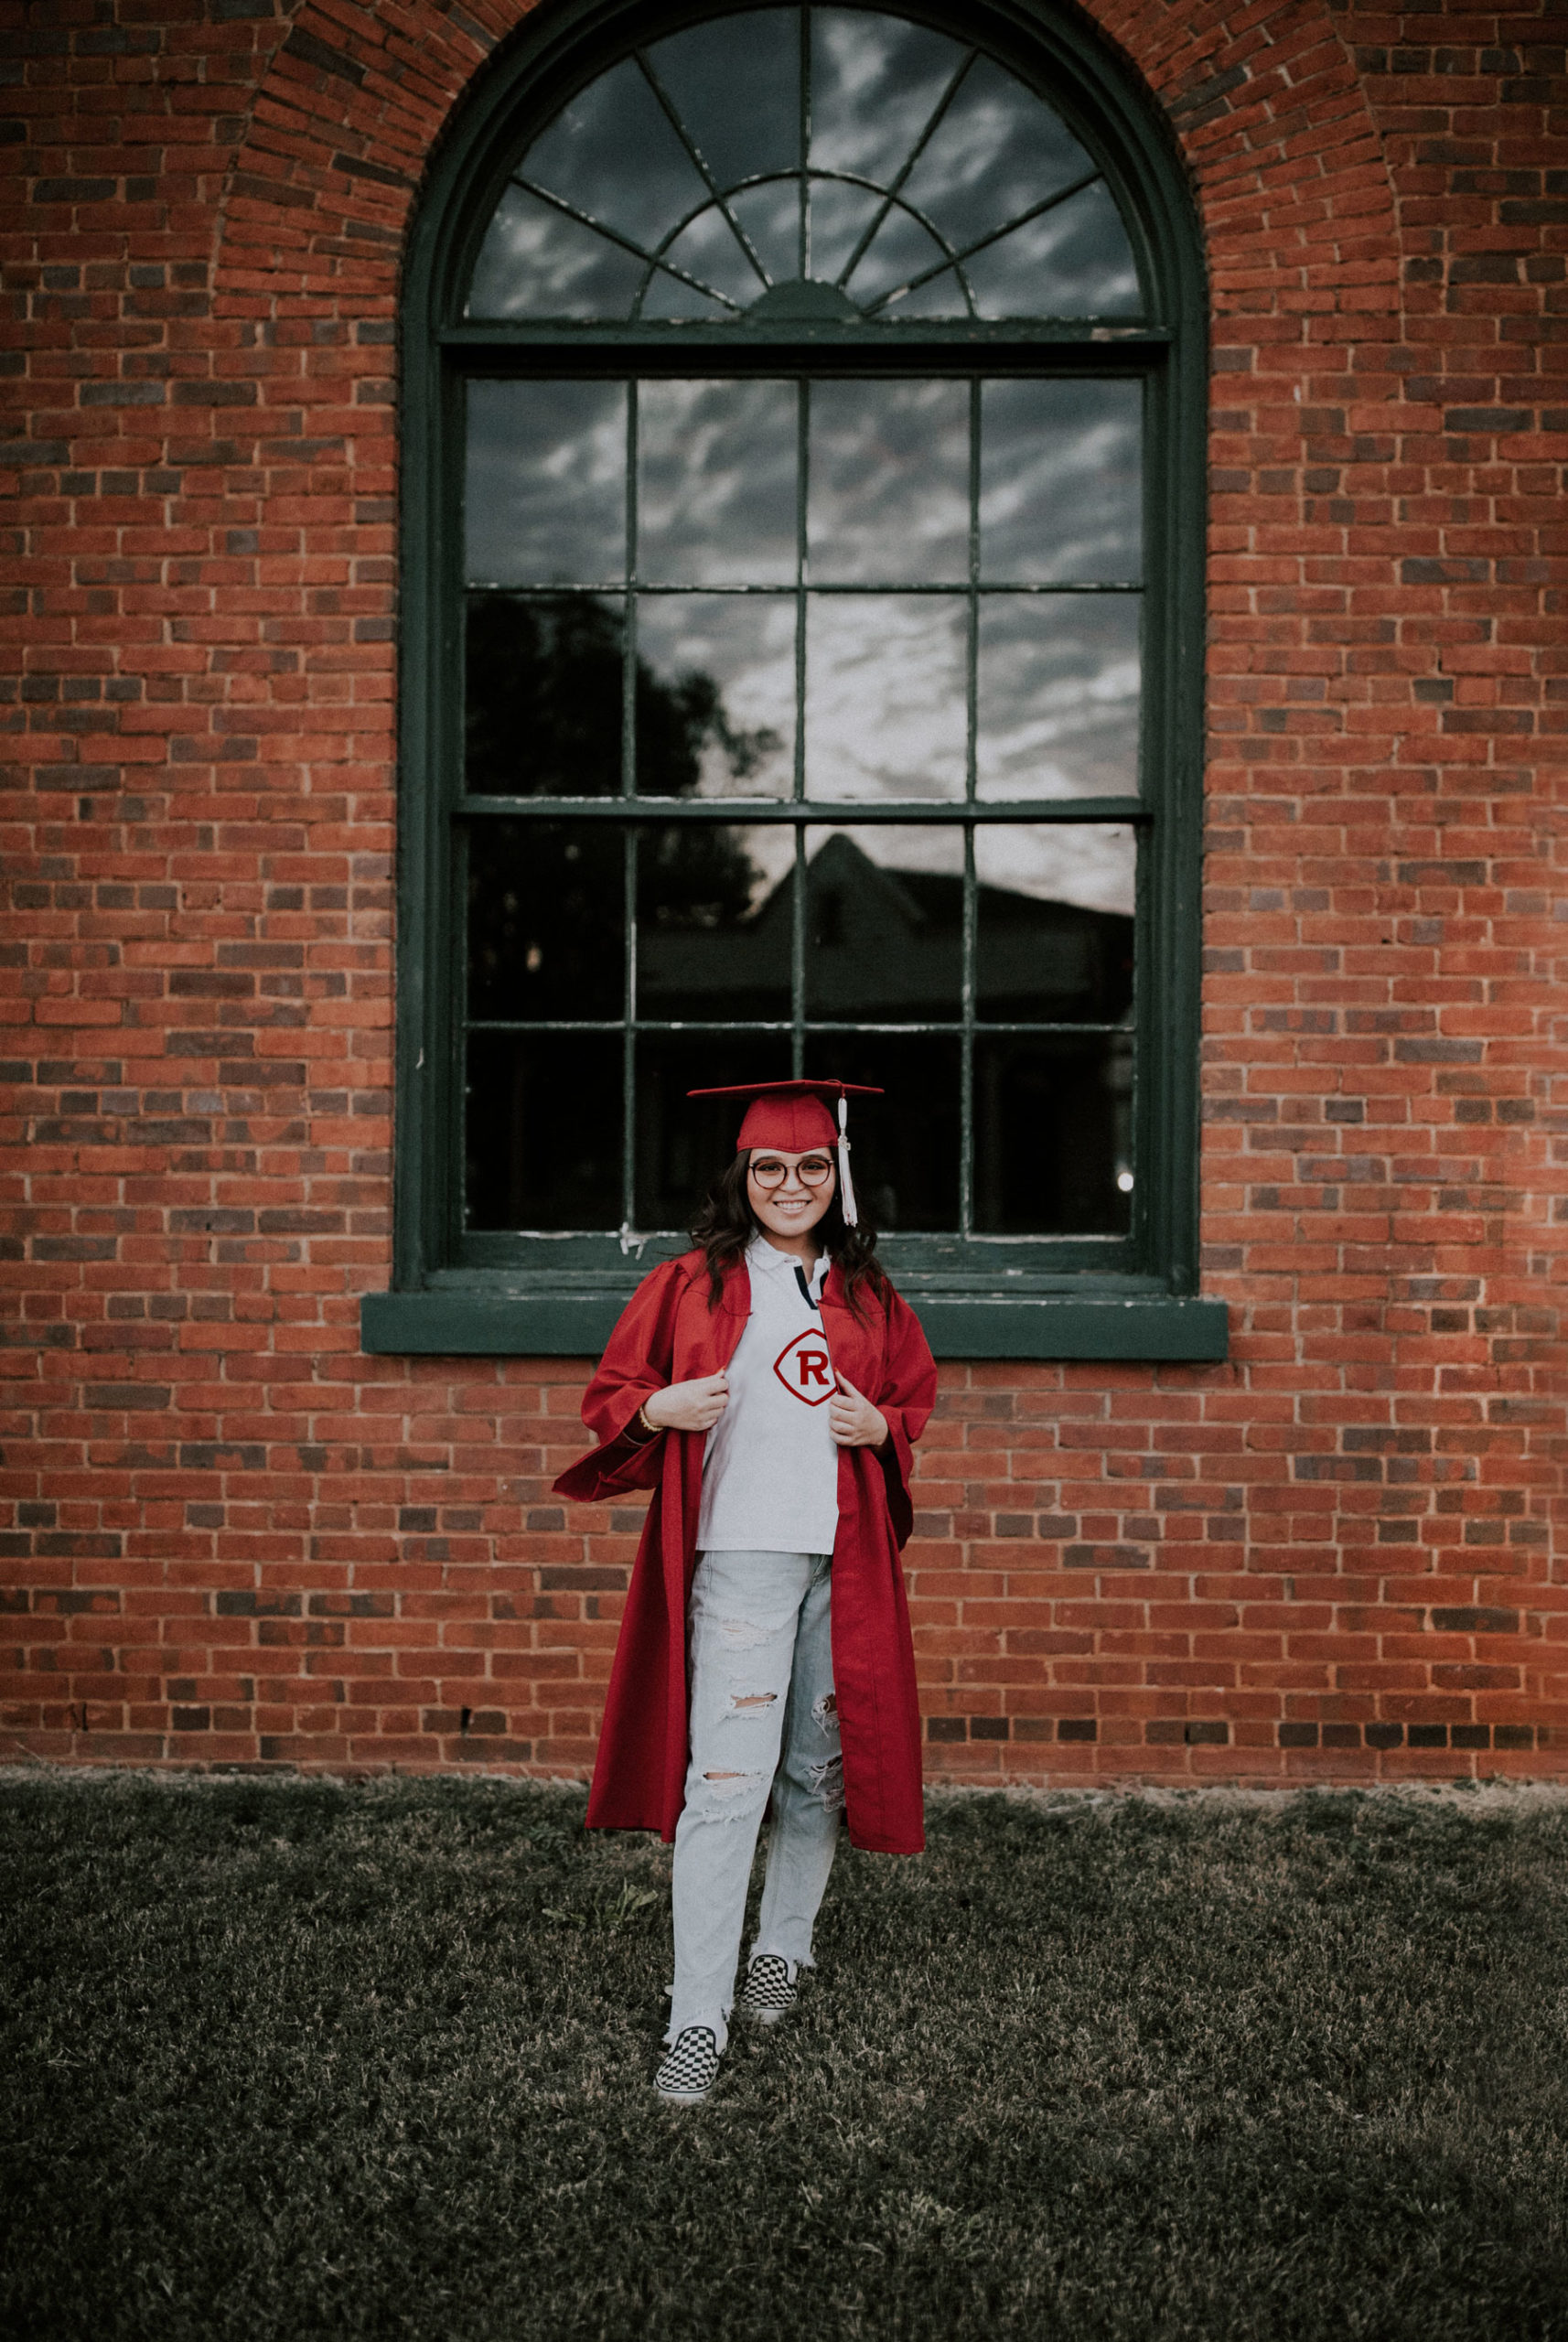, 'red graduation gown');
553,1249,938,1856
